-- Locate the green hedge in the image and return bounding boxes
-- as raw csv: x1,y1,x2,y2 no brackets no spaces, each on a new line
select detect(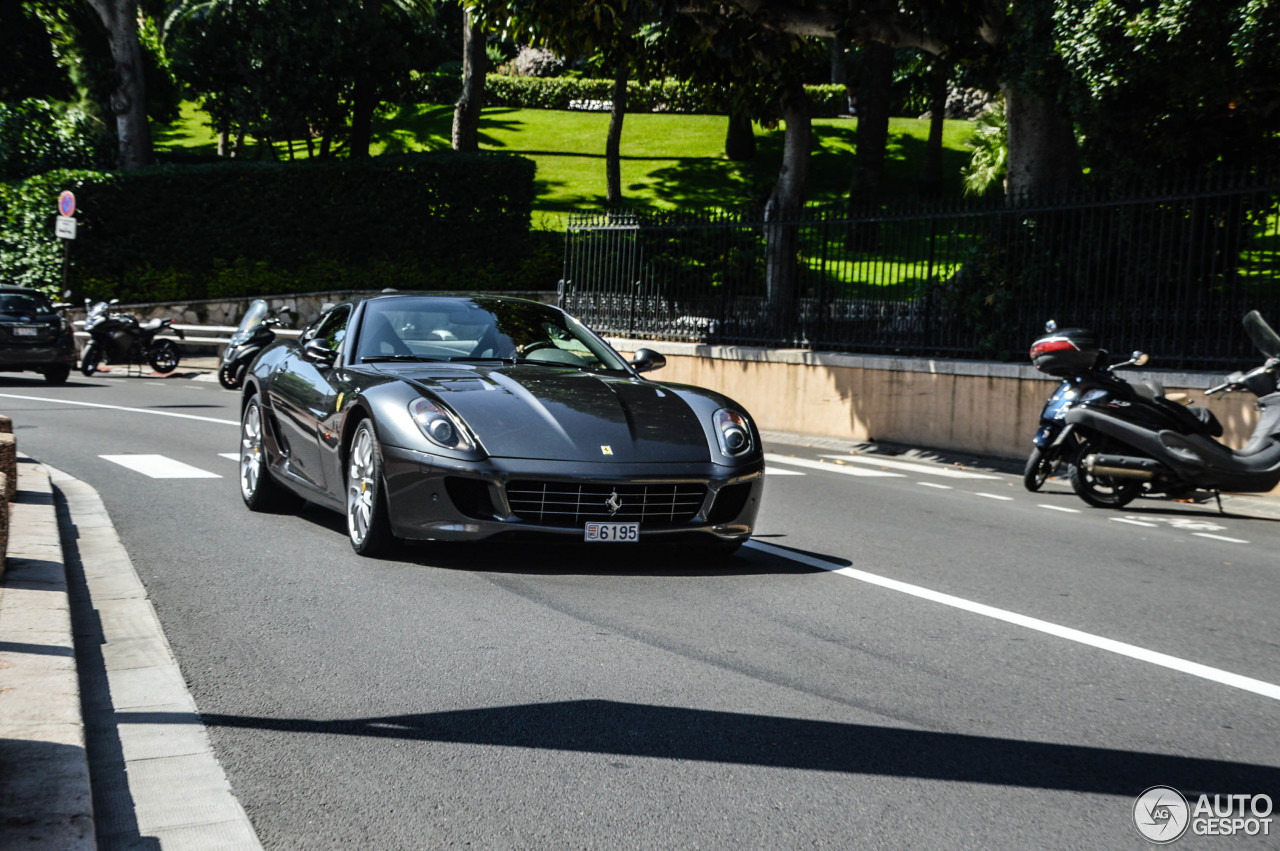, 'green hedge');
0,152,545,302
482,75,850,118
